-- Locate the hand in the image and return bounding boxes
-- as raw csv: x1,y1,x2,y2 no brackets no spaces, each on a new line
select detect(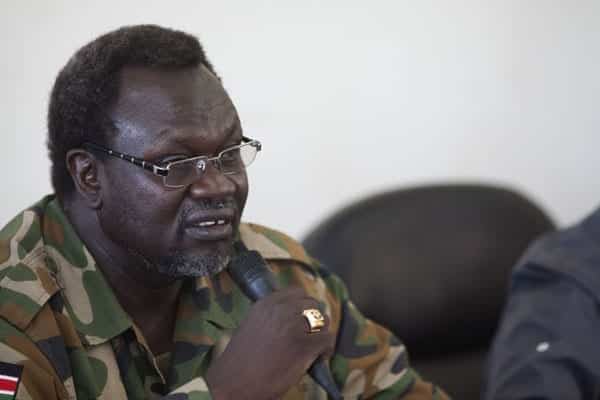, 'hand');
205,287,334,400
